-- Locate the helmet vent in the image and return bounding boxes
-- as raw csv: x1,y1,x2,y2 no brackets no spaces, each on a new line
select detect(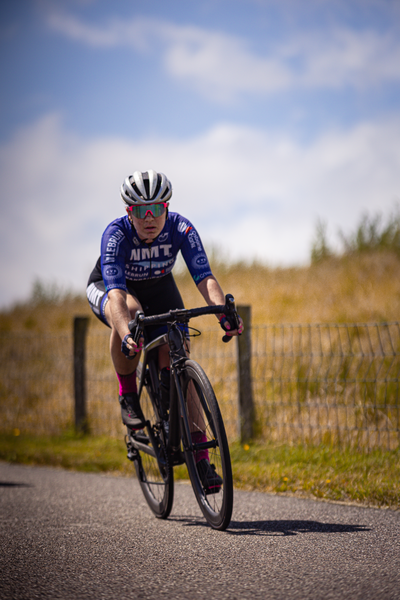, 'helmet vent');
121,170,172,205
